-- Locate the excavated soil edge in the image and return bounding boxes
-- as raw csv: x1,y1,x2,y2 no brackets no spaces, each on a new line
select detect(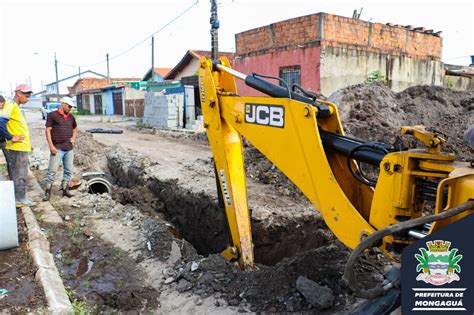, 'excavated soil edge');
106,145,330,266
